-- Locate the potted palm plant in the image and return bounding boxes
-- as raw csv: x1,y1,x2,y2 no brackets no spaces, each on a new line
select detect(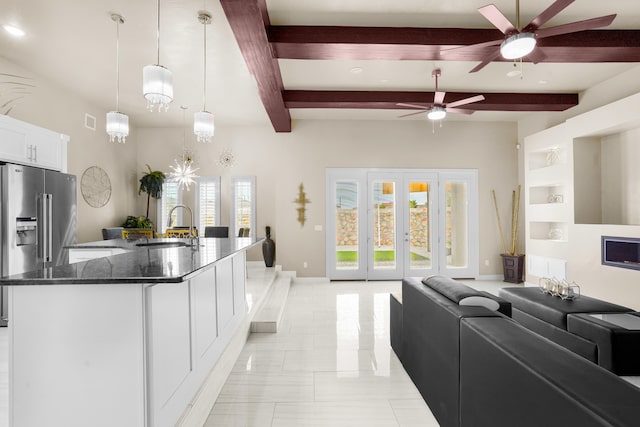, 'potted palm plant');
138,164,165,221
492,185,524,283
